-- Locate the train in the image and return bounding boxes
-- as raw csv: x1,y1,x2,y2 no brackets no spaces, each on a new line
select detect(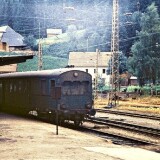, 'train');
0,68,96,126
